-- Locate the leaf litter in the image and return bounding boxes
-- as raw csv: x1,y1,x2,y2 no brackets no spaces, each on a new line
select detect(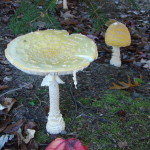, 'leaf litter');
110,76,140,90
0,134,14,149
17,128,36,144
